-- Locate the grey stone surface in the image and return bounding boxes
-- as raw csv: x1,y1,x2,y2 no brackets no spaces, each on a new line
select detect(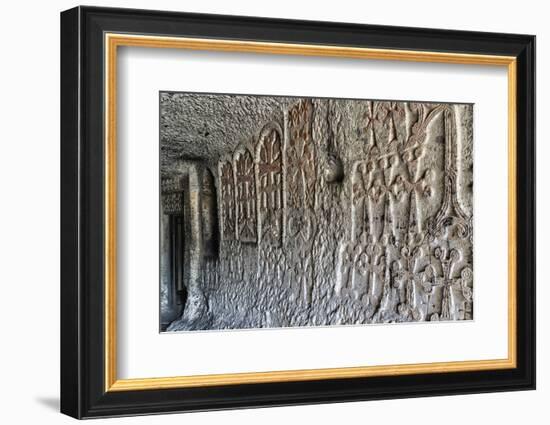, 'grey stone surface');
160,93,474,331
160,92,289,176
